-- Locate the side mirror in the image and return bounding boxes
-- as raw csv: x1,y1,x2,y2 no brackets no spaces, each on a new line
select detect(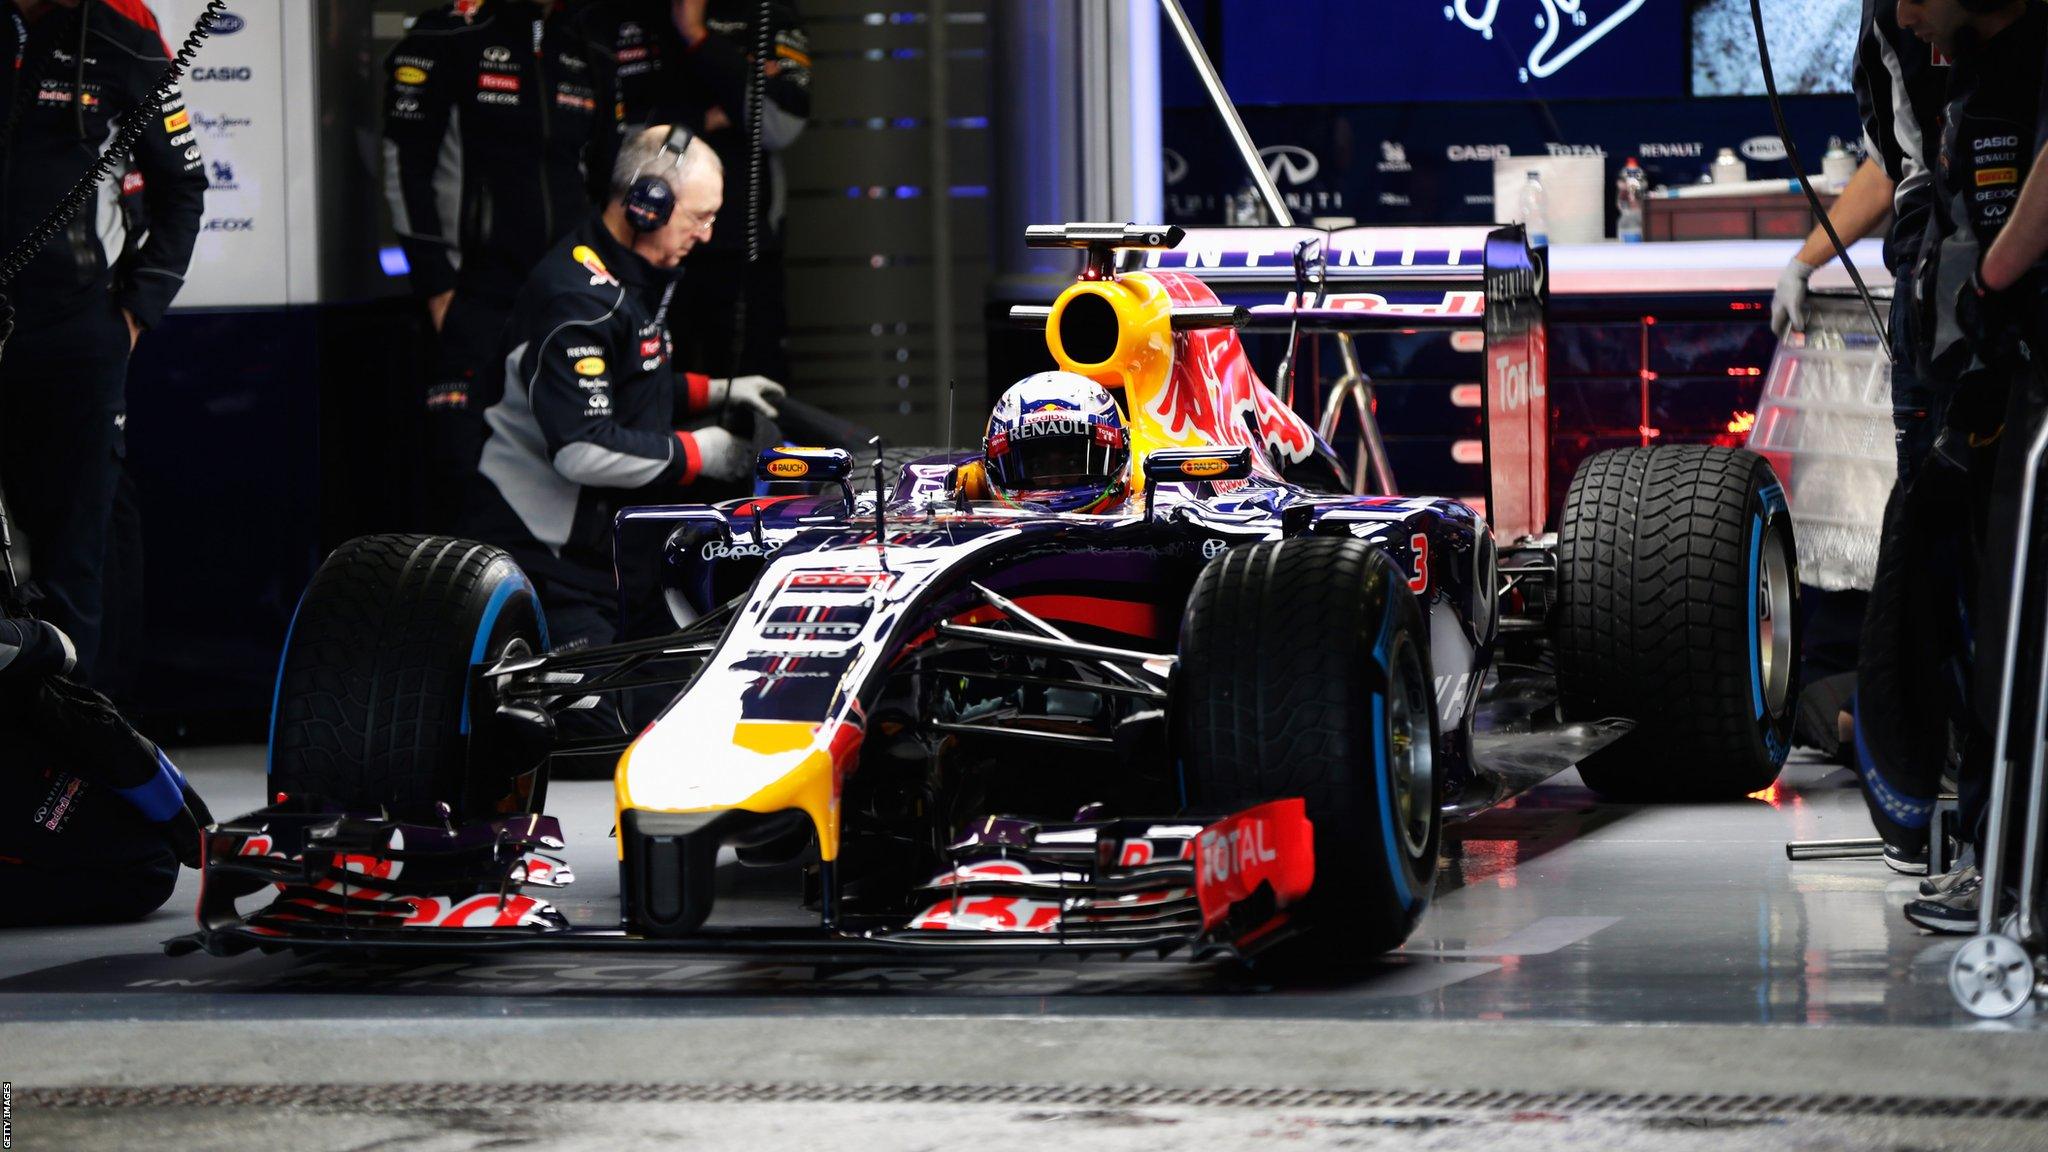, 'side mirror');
756,446,853,484
1142,446,1254,485
1140,446,1255,521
